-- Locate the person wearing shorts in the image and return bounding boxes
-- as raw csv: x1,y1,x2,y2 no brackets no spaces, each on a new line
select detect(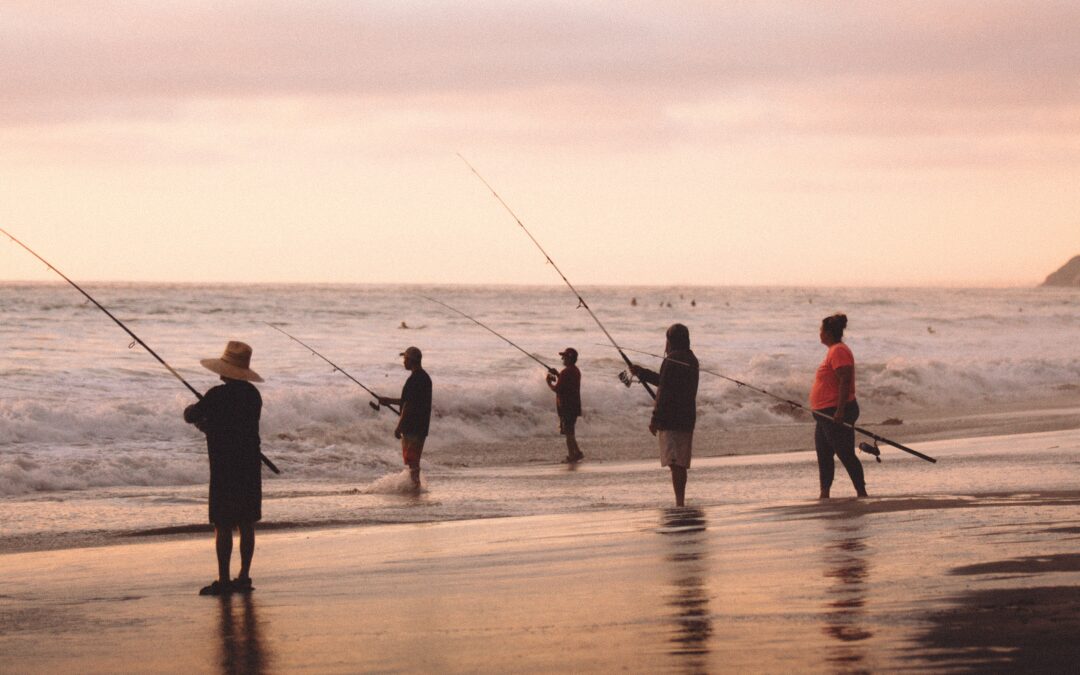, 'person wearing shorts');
379,346,432,489
546,347,583,463
631,324,699,506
